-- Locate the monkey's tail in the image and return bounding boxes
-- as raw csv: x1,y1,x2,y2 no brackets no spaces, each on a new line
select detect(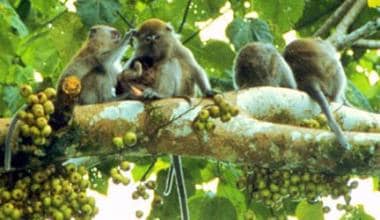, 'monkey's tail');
309,83,351,150
4,114,20,171
163,155,189,220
